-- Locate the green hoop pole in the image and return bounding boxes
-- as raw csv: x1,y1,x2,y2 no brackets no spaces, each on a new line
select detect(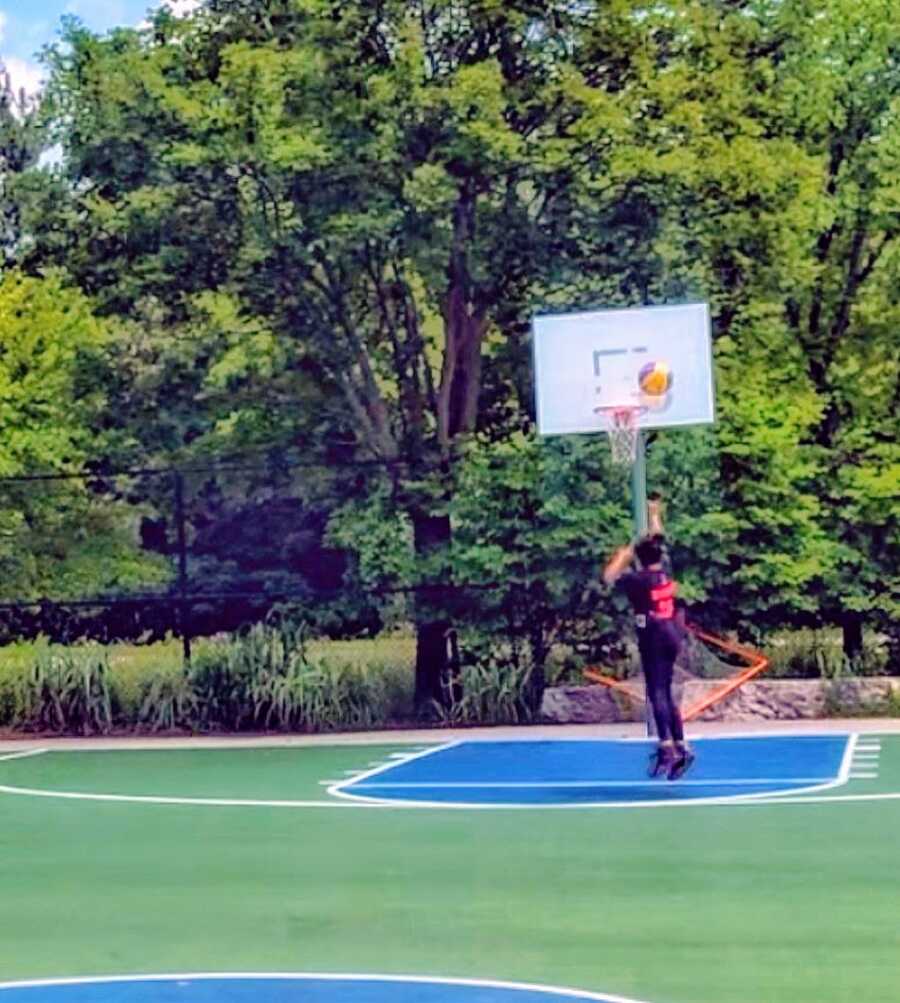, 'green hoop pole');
630,429,648,539
629,431,656,738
